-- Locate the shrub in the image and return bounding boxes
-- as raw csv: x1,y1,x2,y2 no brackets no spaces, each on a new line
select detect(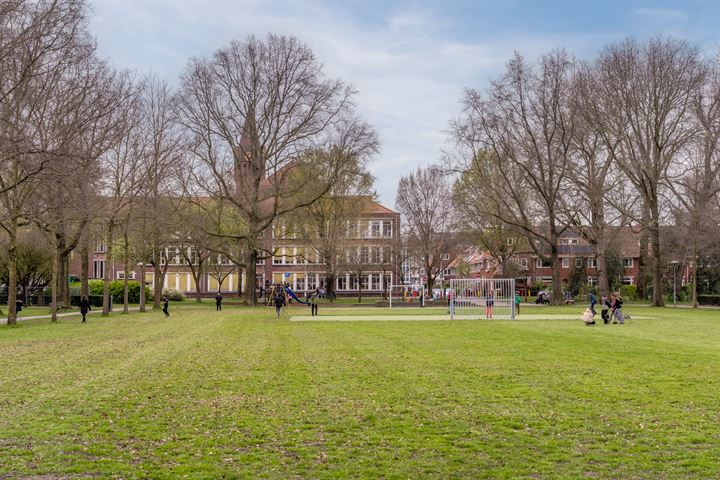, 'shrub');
697,294,720,306
619,284,637,301
163,288,185,301
87,280,152,304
